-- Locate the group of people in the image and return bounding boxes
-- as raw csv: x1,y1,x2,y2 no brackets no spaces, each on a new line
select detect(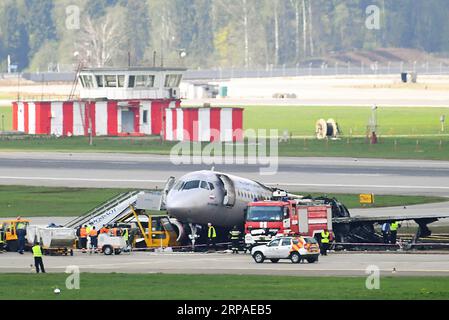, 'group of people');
208,223,334,256
76,224,129,253
206,223,242,253
381,221,401,244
